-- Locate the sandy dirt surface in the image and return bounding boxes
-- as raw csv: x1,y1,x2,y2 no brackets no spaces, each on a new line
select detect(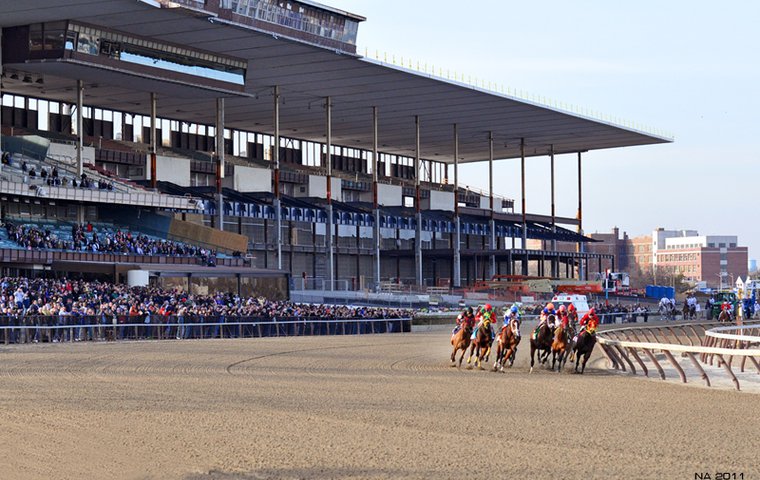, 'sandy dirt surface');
0,327,758,480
